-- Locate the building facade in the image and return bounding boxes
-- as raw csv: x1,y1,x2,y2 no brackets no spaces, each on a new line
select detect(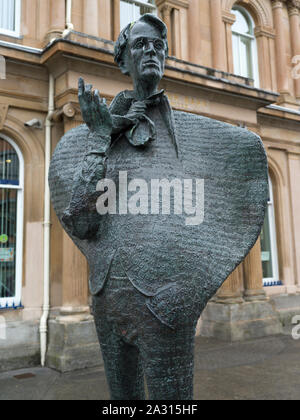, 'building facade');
0,0,299,372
